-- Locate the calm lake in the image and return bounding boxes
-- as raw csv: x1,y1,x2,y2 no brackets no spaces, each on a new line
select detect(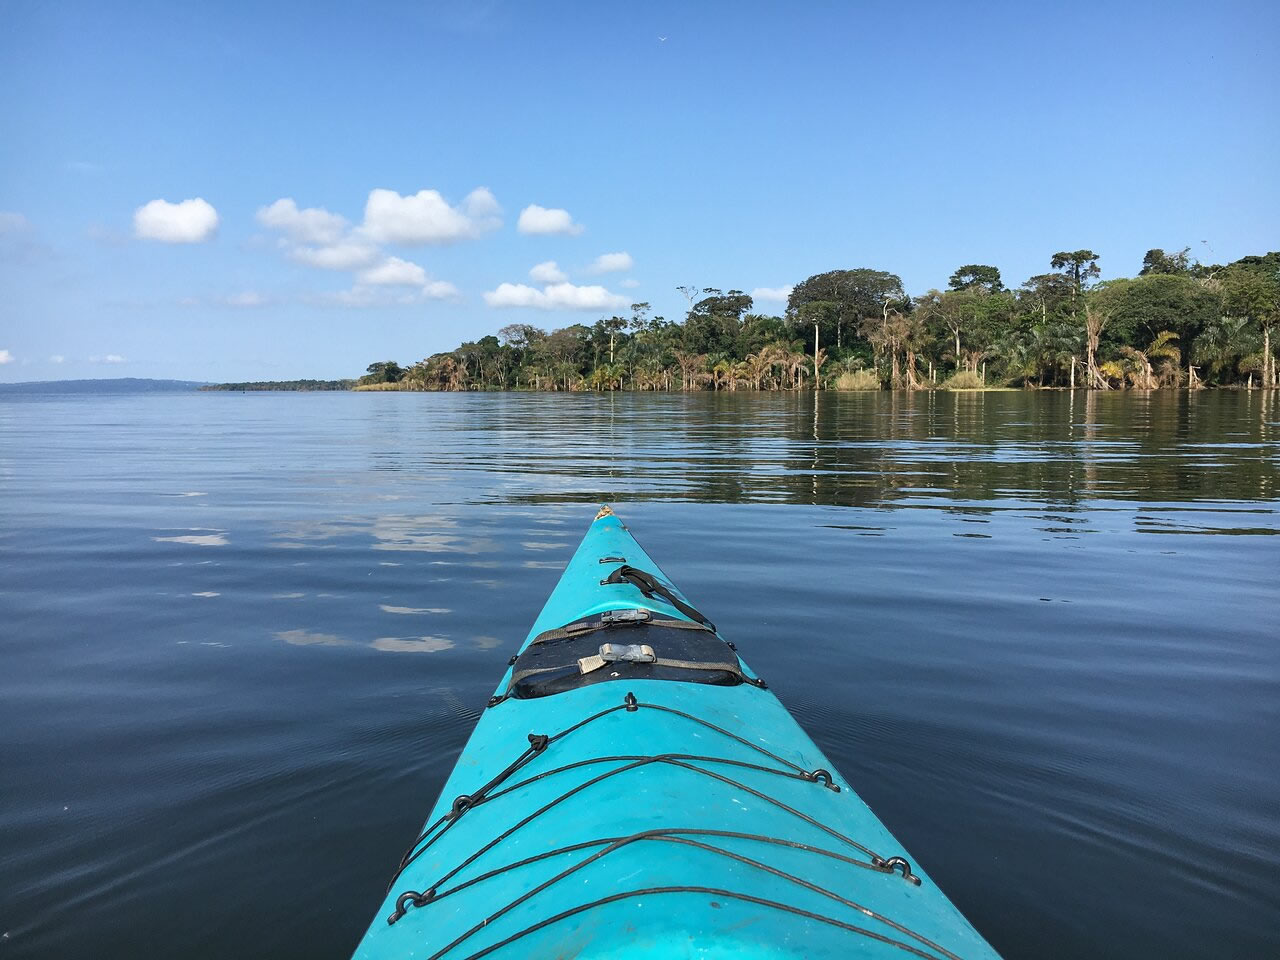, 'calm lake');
1,389,1277,959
